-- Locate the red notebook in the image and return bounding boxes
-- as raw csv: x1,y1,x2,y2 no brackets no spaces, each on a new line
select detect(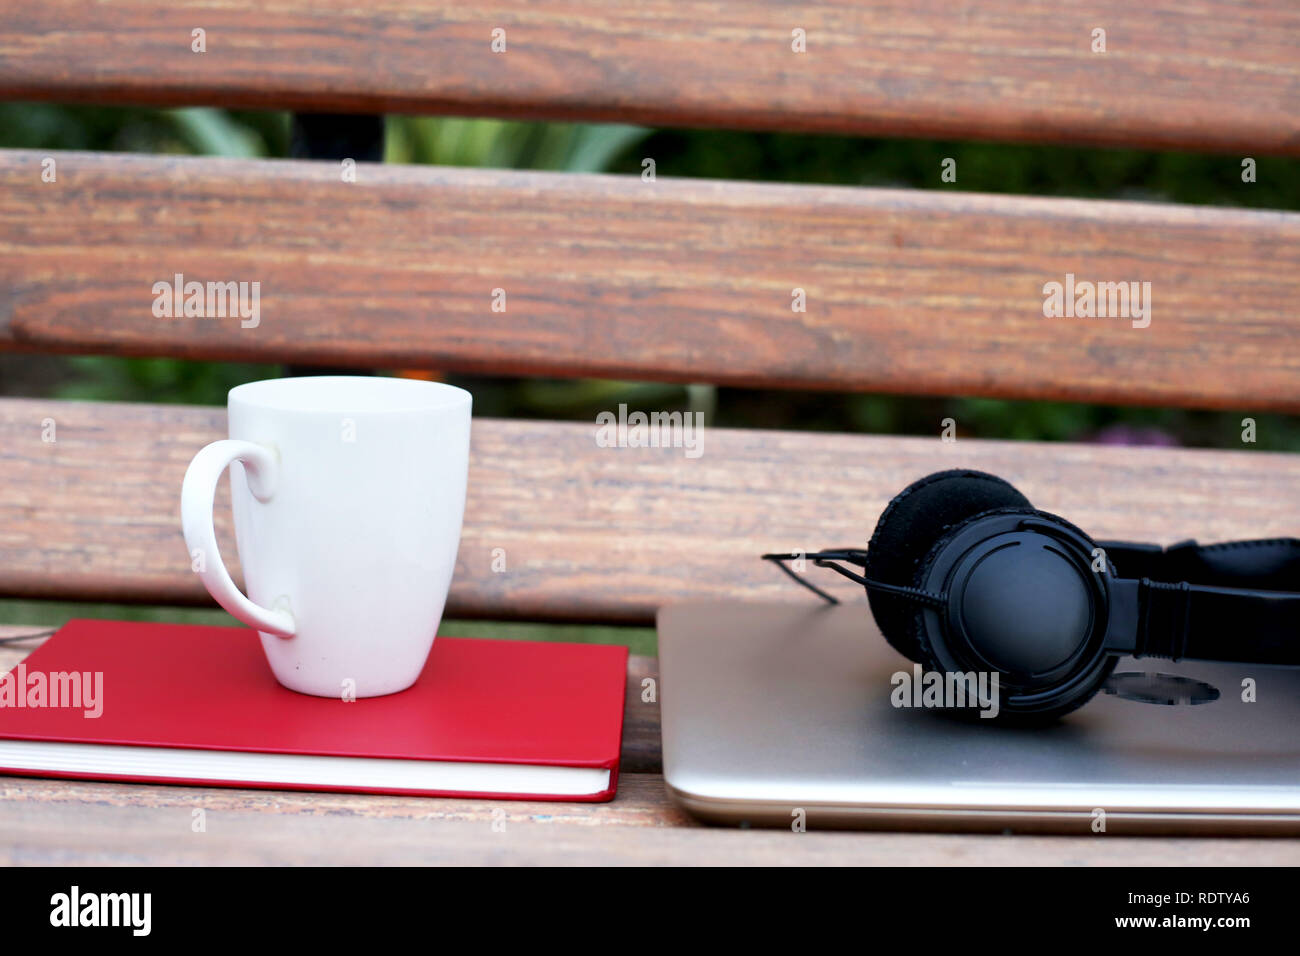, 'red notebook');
0,620,627,801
